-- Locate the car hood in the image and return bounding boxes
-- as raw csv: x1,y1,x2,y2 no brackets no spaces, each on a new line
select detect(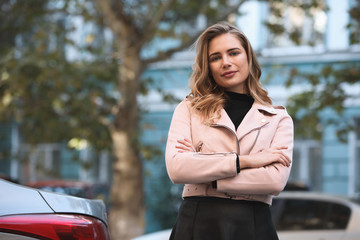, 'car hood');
0,179,107,225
